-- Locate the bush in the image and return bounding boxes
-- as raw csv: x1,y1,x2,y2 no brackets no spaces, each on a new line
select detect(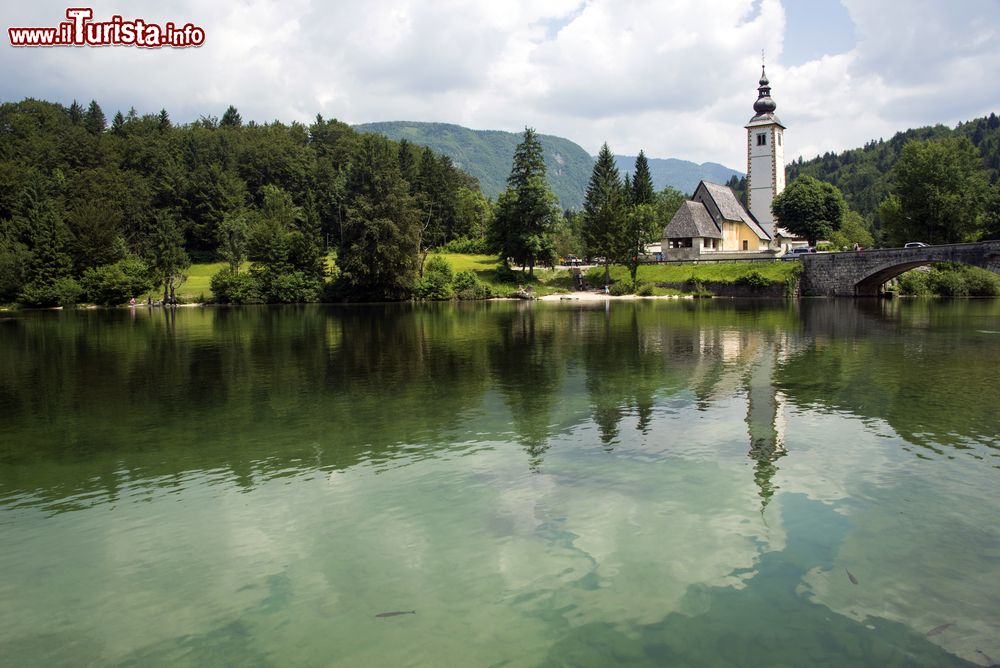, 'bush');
928,269,967,296
897,269,930,295
414,256,455,300
735,270,772,288
897,265,1000,297
211,268,263,304
424,255,453,282
494,264,518,284
609,281,632,296
81,258,153,305
415,273,453,300
450,270,491,300
637,282,654,296
440,237,488,254
964,270,1000,297
461,282,493,300
19,277,83,307
684,278,712,296
452,270,478,293
264,271,322,303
